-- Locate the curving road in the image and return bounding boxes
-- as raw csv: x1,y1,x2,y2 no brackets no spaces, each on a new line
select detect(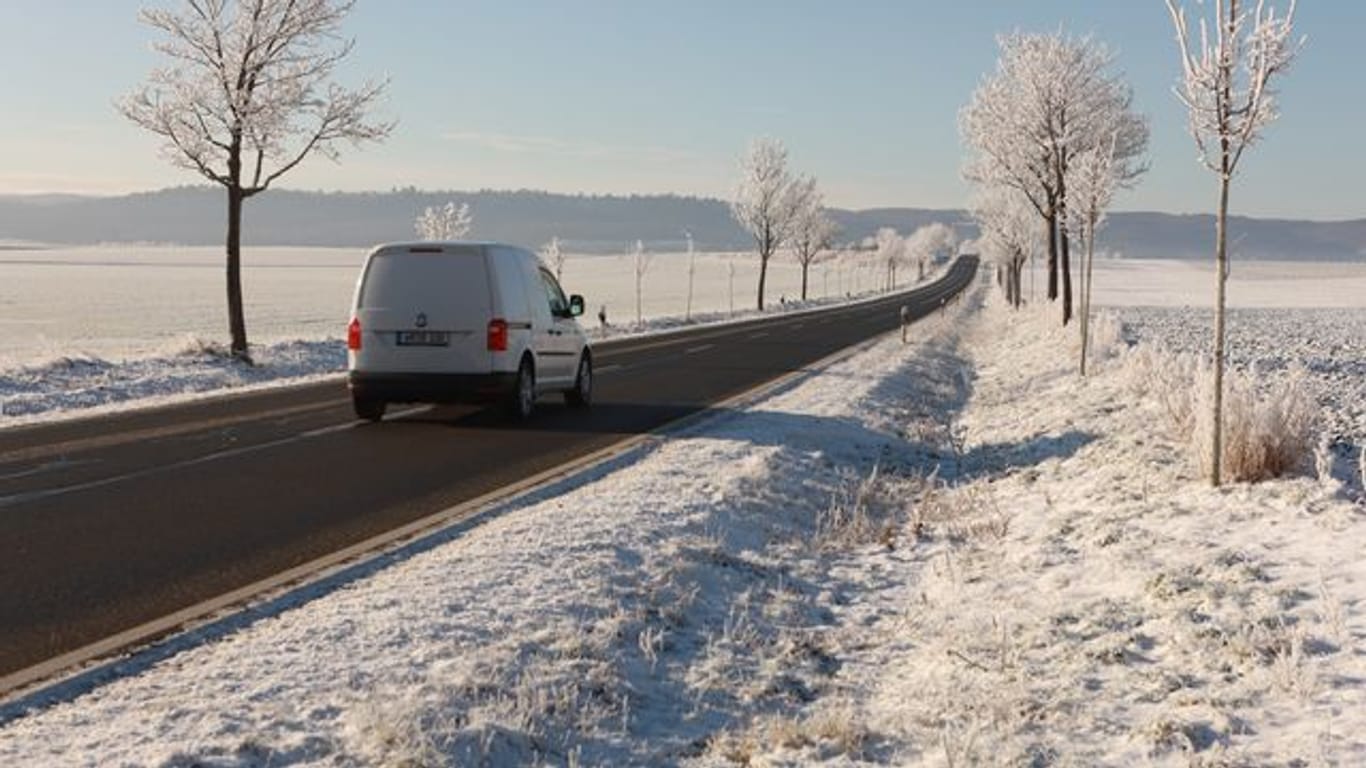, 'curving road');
0,256,978,686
